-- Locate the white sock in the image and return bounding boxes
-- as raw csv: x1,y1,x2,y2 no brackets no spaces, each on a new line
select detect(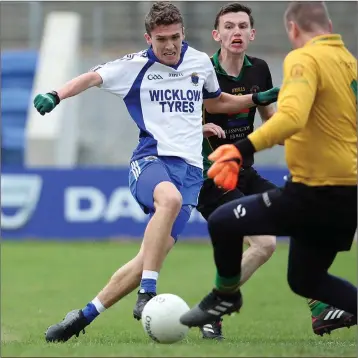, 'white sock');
141,270,159,280
92,297,106,313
